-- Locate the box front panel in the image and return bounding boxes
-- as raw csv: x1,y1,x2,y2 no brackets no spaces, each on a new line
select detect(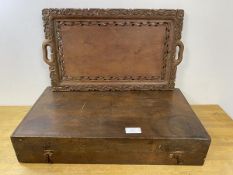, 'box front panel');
11,137,210,165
